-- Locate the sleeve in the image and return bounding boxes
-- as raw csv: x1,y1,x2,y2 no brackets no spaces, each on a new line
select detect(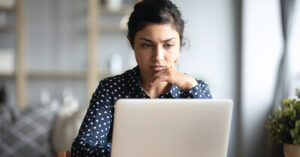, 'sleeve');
183,80,213,99
71,81,113,157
